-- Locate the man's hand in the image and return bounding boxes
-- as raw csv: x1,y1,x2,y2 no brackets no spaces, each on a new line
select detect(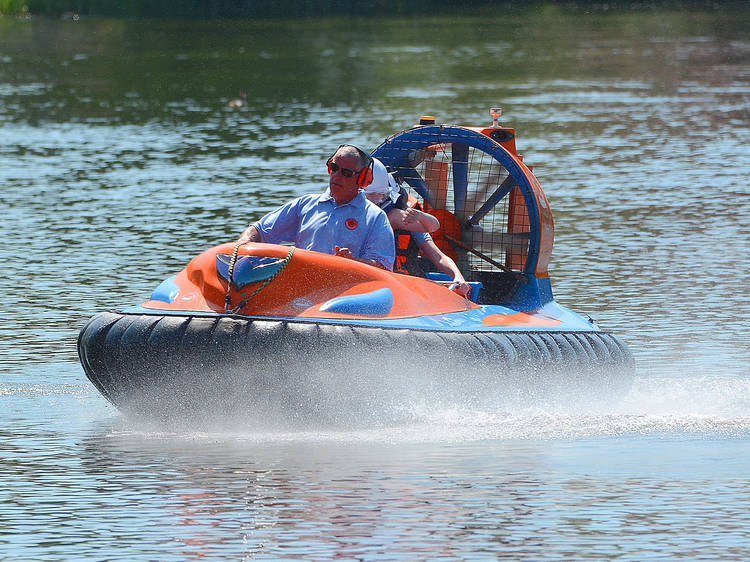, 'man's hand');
335,246,354,259
401,207,421,226
449,281,472,298
336,246,386,269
